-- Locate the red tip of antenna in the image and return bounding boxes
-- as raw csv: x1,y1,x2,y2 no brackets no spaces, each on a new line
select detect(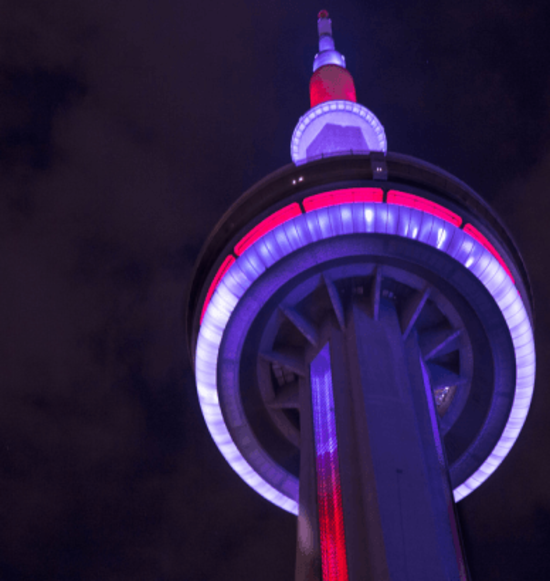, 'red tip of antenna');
318,9,329,19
